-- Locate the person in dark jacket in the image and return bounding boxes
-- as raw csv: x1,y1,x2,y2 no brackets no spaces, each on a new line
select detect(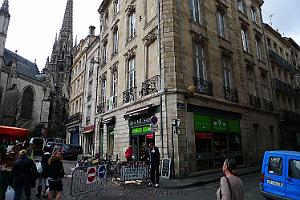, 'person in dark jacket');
147,143,160,188
36,147,51,198
11,149,38,200
48,150,65,200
